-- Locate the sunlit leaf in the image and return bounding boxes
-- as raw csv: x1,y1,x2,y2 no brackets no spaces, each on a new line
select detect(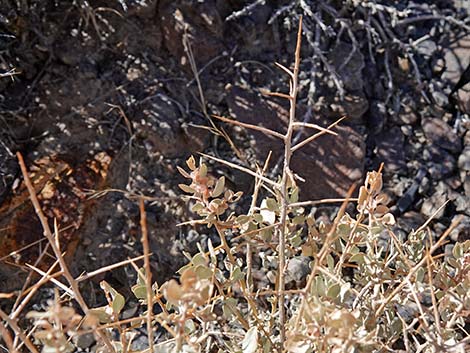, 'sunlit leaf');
199,163,208,177
163,280,183,305
326,254,335,271
191,202,204,212
179,184,195,193
177,166,191,178
86,307,112,324
265,198,279,212
236,214,252,225
212,176,225,197
191,253,207,266
241,327,258,353
231,266,245,282
186,155,196,170
289,187,299,203
452,243,463,259
349,253,365,265
194,264,213,280
327,283,340,299
222,297,238,319
260,199,276,224
131,284,147,301
100,281,125,315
